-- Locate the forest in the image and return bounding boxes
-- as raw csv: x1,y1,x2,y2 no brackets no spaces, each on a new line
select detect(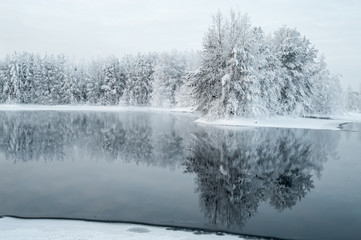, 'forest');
0,11,360,118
